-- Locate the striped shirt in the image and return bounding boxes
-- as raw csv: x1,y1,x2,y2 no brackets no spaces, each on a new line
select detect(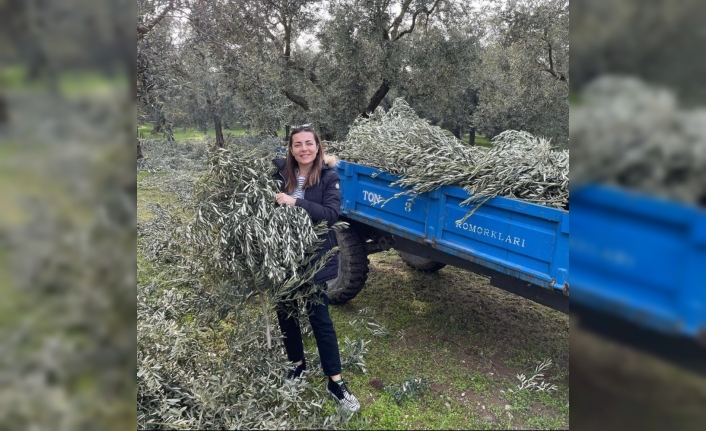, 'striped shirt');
289,175,306,199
